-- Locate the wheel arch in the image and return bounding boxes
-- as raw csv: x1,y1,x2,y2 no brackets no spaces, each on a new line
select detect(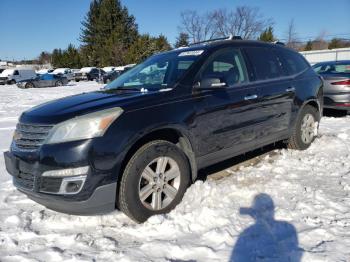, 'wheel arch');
116,126,198,206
